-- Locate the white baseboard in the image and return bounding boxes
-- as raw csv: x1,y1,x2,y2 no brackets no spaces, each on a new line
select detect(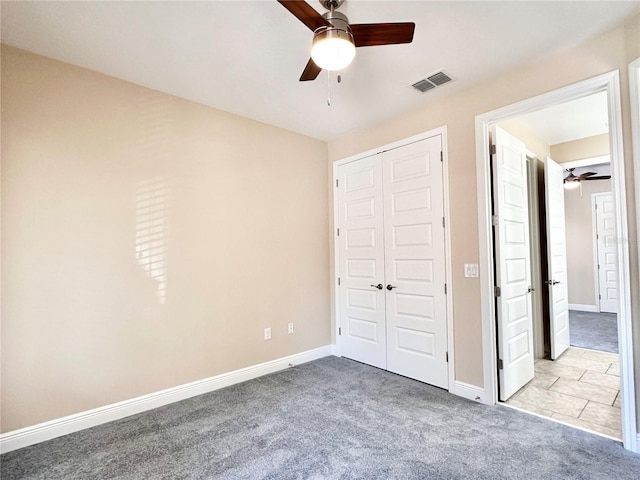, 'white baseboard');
331,344,341,356
568,303,598,312
0,345,333,454
453,381,490,405
634,434,640,454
